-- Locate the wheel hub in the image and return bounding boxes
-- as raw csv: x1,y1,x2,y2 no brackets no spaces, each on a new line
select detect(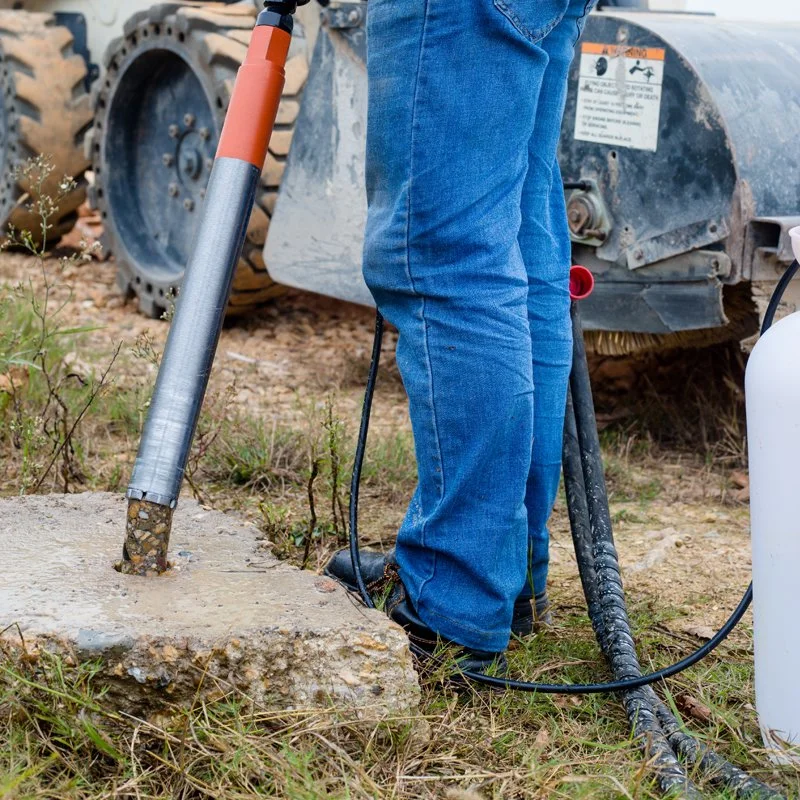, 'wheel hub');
92,3,306,317
178,142,202,181
166,120,213,213
104,47,219,286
